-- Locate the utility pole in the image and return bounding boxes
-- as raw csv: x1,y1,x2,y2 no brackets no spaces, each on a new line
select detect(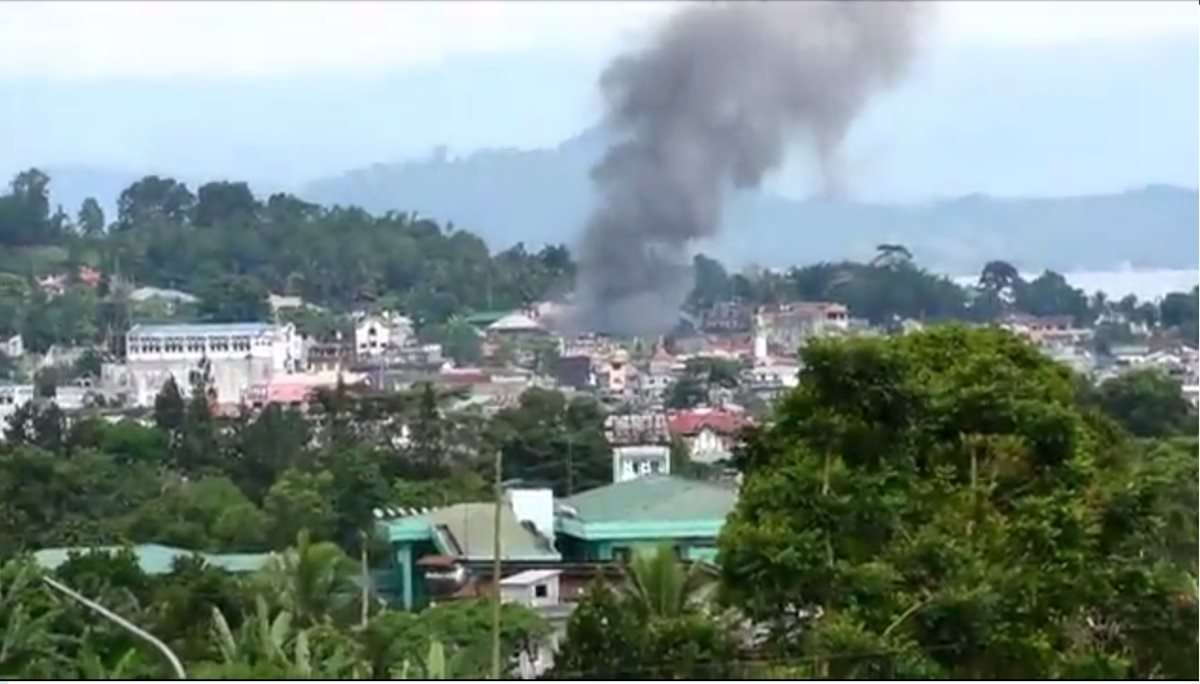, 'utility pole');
566,429,574,497
360,529,370,629
490,448,504,680
43,576,187,679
